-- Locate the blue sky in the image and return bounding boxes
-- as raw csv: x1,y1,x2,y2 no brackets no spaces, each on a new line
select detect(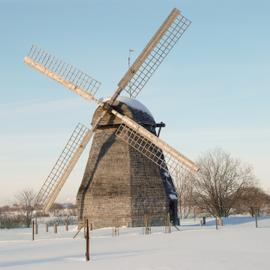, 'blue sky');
0,0,269,205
